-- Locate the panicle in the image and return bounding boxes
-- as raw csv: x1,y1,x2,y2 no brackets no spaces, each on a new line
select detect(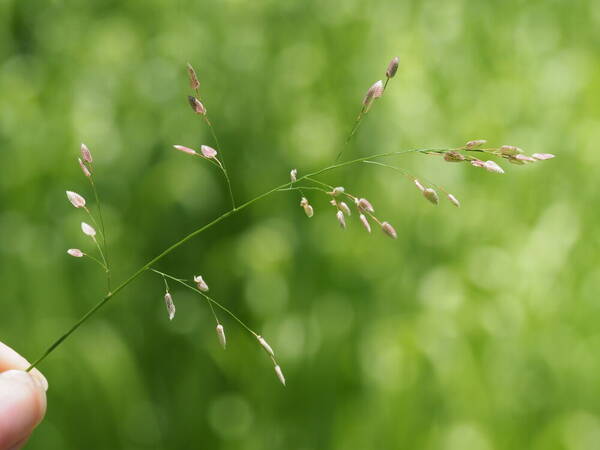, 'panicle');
194,275,209,292
532,153,555,160
274,365,286,386
386,56,399,78
423,188,439,205
290,168,297,183
67,248,84,257
381,221,397,239
200,145,217,159
484,160,505,174
336,210,346,228
164,292,176,320
216,324,226,349
81,222,96,237
300,197,314,218
357,198,375,213
359,214,371,233
339,201,351,216
66,191,86,208
186,63,200,91
257,335,275,357
188,95,206,115
447,193,460,208
465,139,487,148
173,145,197,155
78,158,91,177
444,151,465,162
80,143,93,163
